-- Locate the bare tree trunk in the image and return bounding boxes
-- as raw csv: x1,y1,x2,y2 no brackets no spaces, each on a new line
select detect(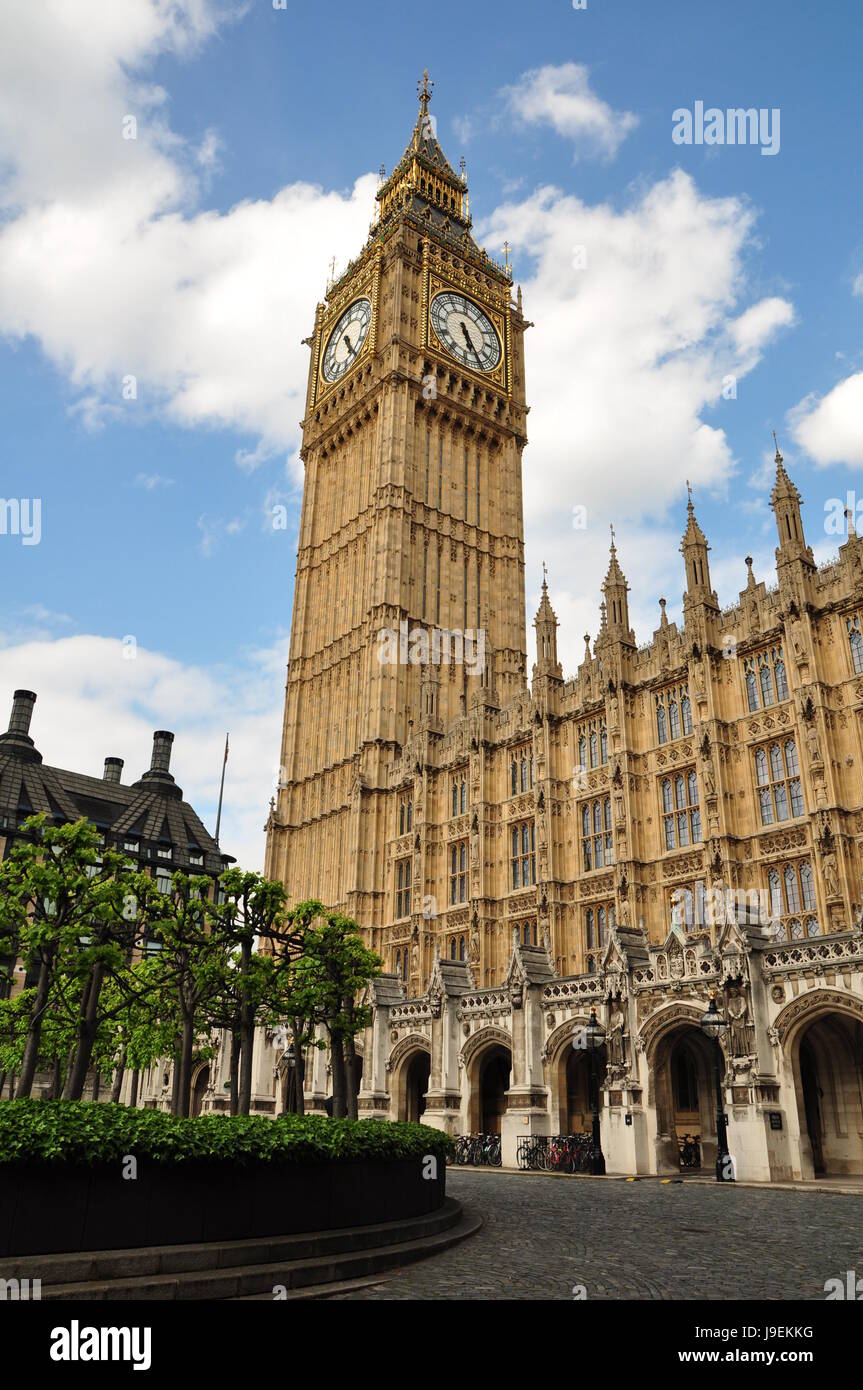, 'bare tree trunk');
291,1025,306,1116
16,954,54,1098
170,1058,181,1114
177,1013,194,1118
238,1005,255,1116
344,998,358,1121
229,1030,241,1115
63,962,106,1101
49,1057,63,1100
0,1071,6,1098
330,1032,346,1119
110,1046,127,1103
129,1067,140,1109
